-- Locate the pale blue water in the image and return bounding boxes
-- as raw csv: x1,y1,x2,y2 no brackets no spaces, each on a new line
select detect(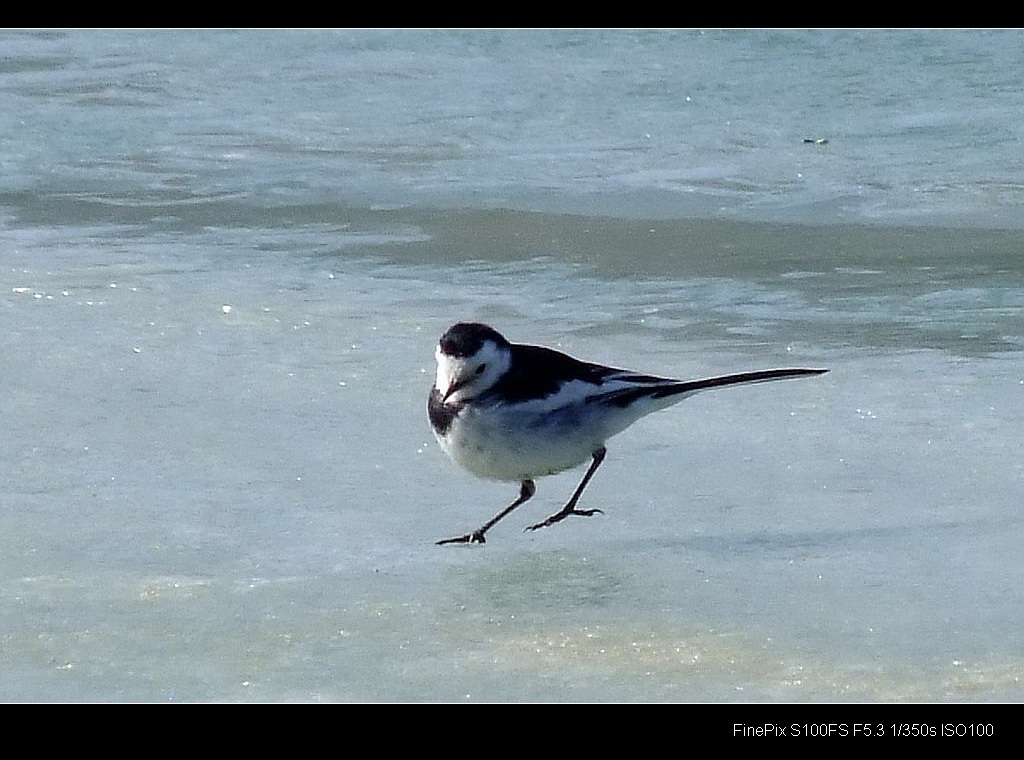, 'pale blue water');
2,29,1023,702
